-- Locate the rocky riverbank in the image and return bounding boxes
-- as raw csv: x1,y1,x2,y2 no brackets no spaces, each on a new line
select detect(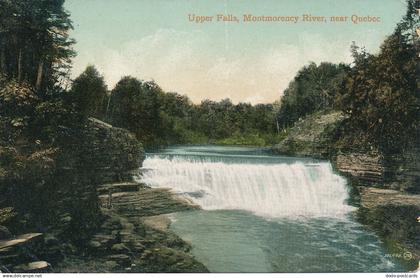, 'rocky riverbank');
55,183,207,273
272,110,420,270
273,111,345,159
0,118,207,273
